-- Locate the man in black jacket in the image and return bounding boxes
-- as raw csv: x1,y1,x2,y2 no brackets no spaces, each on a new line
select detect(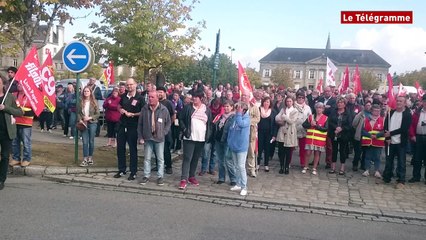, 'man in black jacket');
383,96,412,189
319,86,337,168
